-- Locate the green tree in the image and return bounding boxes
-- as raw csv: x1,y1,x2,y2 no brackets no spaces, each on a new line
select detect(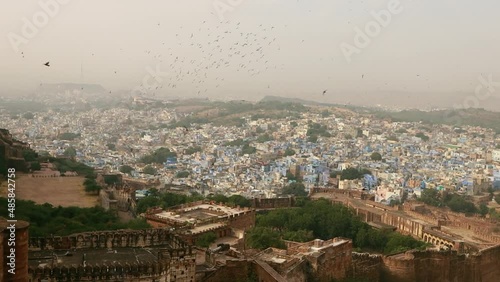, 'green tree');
282,182,307,197
241,144,257,155
284,148,296,156
63,147,77,158
419,189,443,207
256,133,273,143
140,147,177,164
341,168,363,180
370,152,382,161
23,149,38,161
30,161,41,171
479,203,489,217
495,194,500,205
308,135,318,143
106,143,116,150
245,227,286,249
119,165,134,174
446,195,477,214
185,146,202,155
283,229,314,242
196,232,217,248
143,165,157,175
415,132,429,141
176,171,190,178
227,195,252,207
